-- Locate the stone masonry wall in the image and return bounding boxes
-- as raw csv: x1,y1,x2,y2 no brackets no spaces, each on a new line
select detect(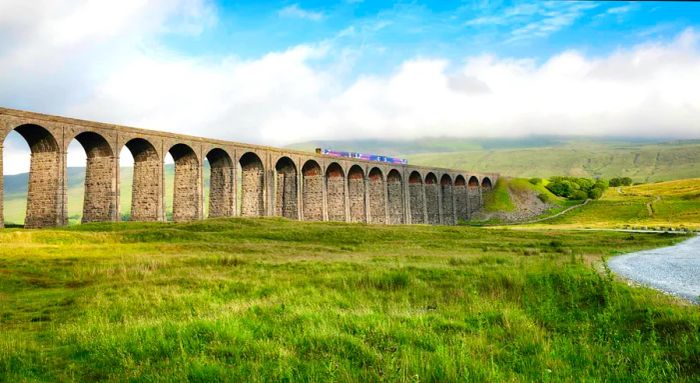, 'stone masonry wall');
208,166,234,218
387,179,403,224
409,183,425,224
303,174,323,221
369,176,386,224
348,172,365,223
25,151,62,228
441,184,454,225
131,156,161,221
425,183,439,225
468,187,481,216
241,167,264,217
82,156,116,223
454,185,467,222
326,176,346,221
275,171,298,219
172,159,200,222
